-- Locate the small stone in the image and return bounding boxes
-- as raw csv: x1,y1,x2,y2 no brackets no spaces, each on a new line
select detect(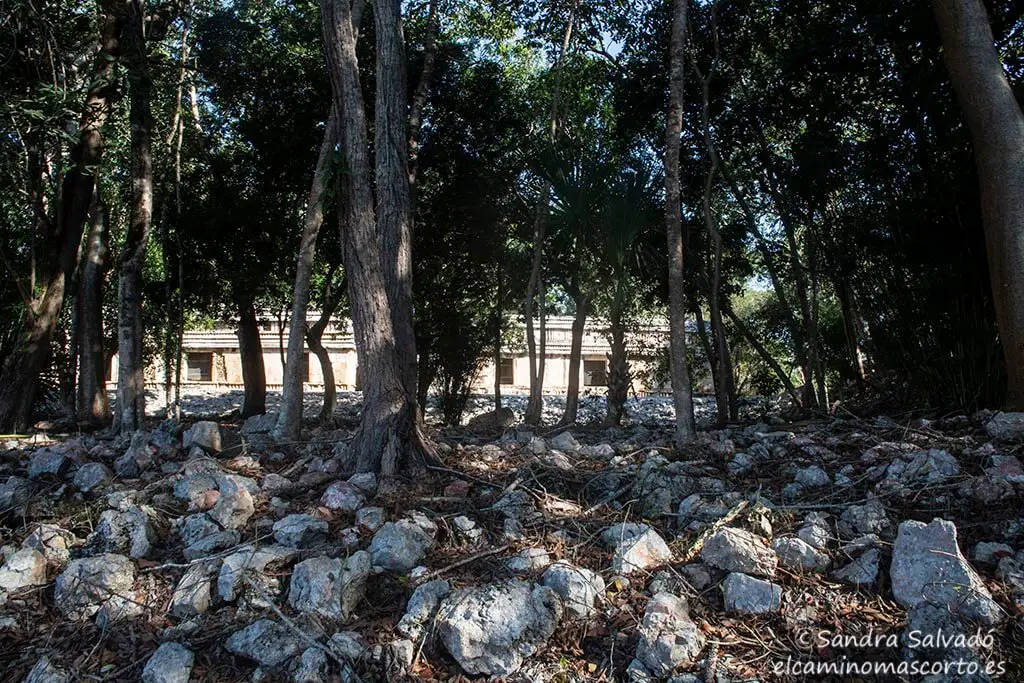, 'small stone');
273,514,328,548
611,527,673,575
170,562,214,617
24,657,69,683
142,643,194,683
493,489,534,520
54,554,136,621
369,519,435,572
88,506,154,559
0,548,47,592
984,412,1024,442
890,518,1001,624
701,528,777,577
22,524,76,567
207,476,254,530
330,631,368,660
397,579,451,640
28,450,72,479
356,507,385,533
722,572,782,614
772,537,830,572
505,548,552,574
541,561,605,620
218,545,297,602
288,551,371,621
635,592,704,677
183,421,222,453
74,463,112,493
794,465,831,488
183,530,240,561
290,647,329,683
320,481,365,513
797,522,831,550
830,548,881,586
348,472,378,495
225,619,304,667
838,499,892,540
437,580,562,676
973,541,1014,565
